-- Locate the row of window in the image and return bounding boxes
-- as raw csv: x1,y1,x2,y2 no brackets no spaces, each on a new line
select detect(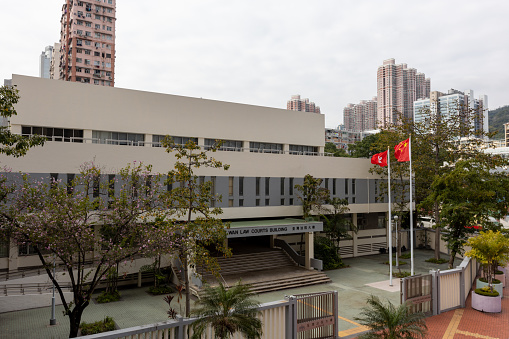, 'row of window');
20,128,323,156
21,126,84,142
